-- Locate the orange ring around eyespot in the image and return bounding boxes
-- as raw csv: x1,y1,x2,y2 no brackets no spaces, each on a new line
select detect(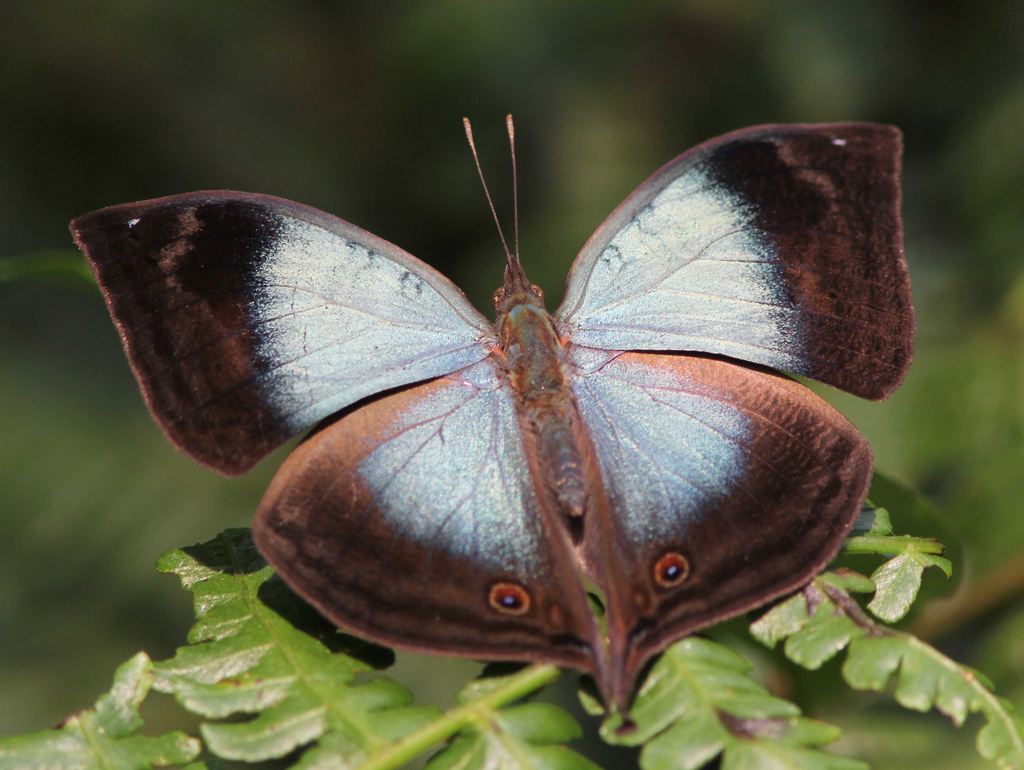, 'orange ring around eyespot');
488,582,531,615
654,552,690,588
